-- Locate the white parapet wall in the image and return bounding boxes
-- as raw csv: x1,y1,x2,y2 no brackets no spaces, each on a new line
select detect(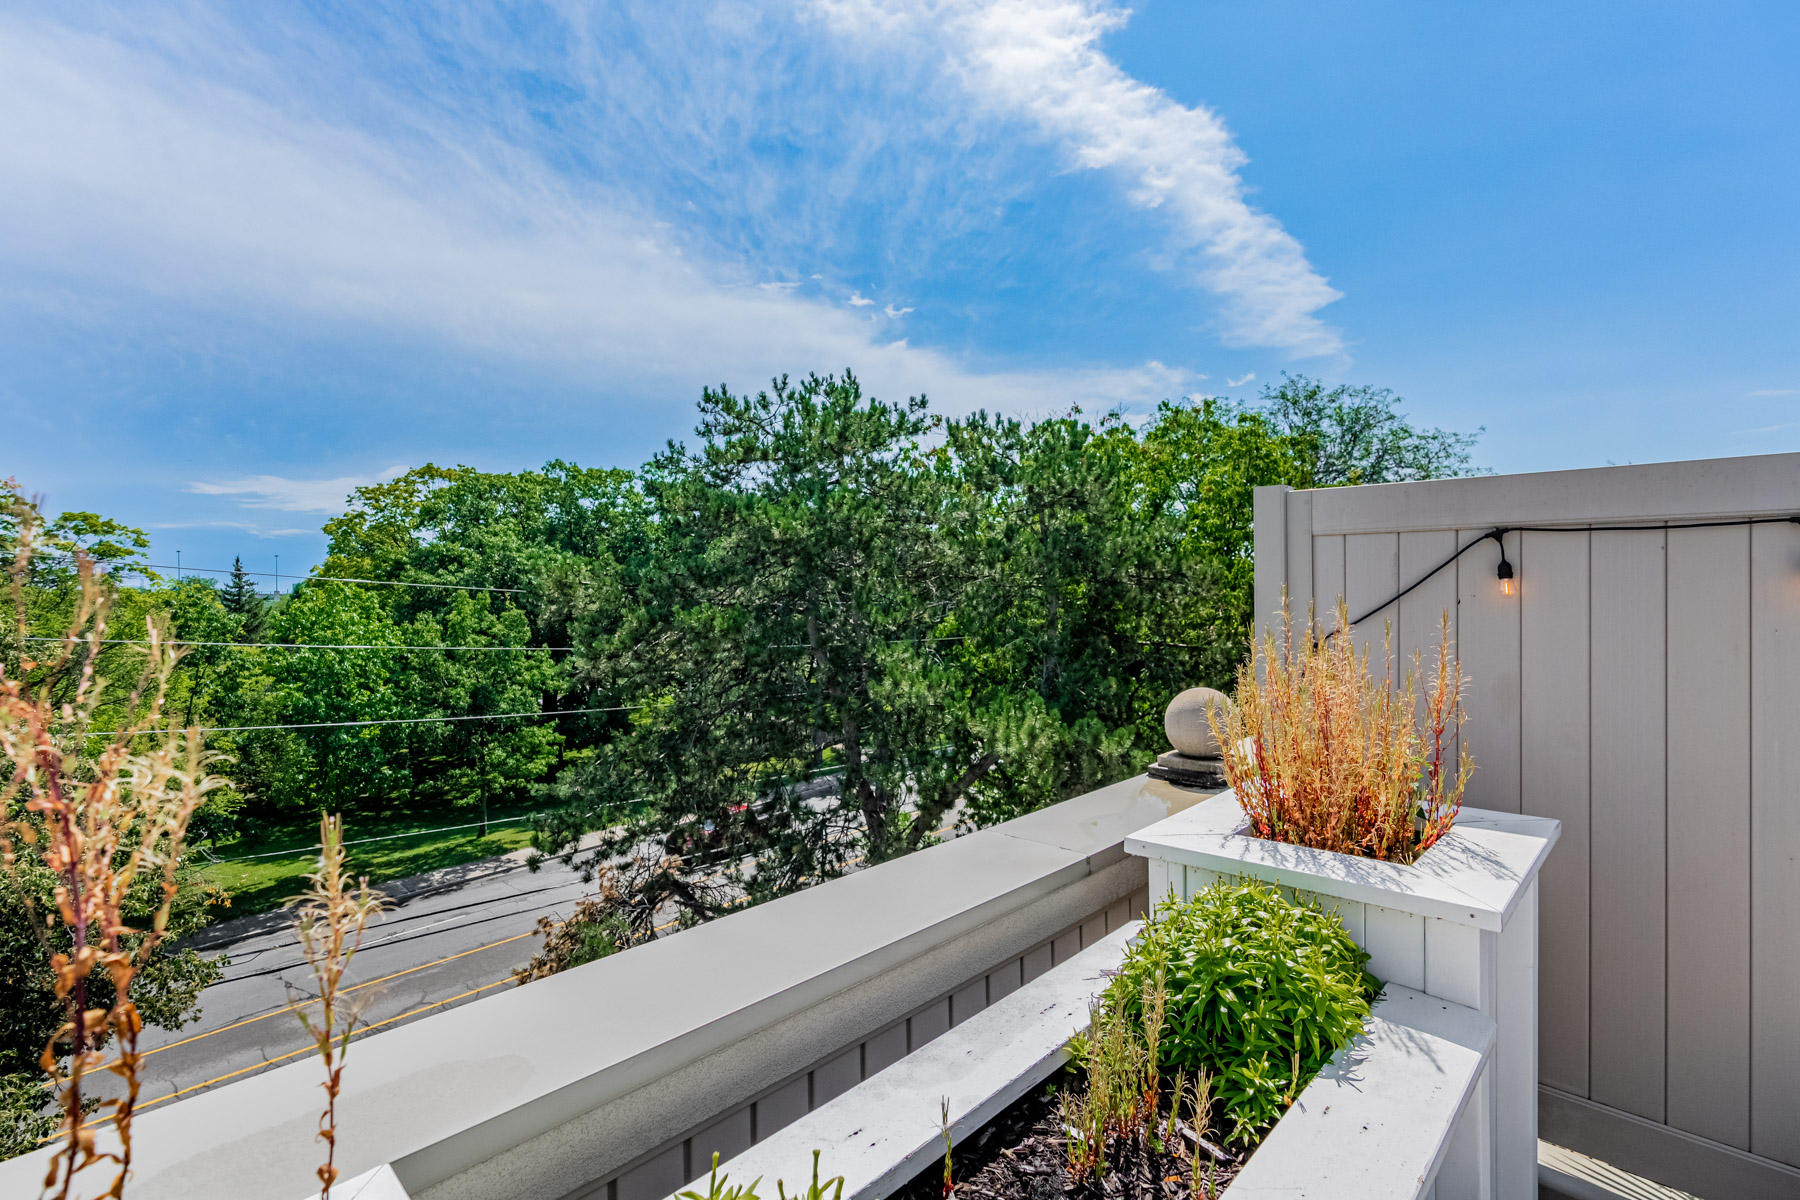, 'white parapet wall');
0,776,1209,1200
1126,792,1557,1200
